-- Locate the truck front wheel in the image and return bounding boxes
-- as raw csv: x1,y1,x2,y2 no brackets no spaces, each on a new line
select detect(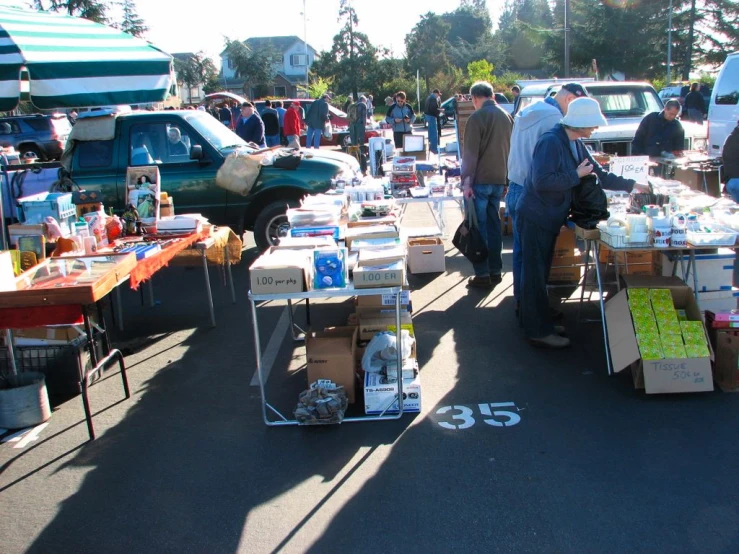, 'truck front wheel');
253,199,299,252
